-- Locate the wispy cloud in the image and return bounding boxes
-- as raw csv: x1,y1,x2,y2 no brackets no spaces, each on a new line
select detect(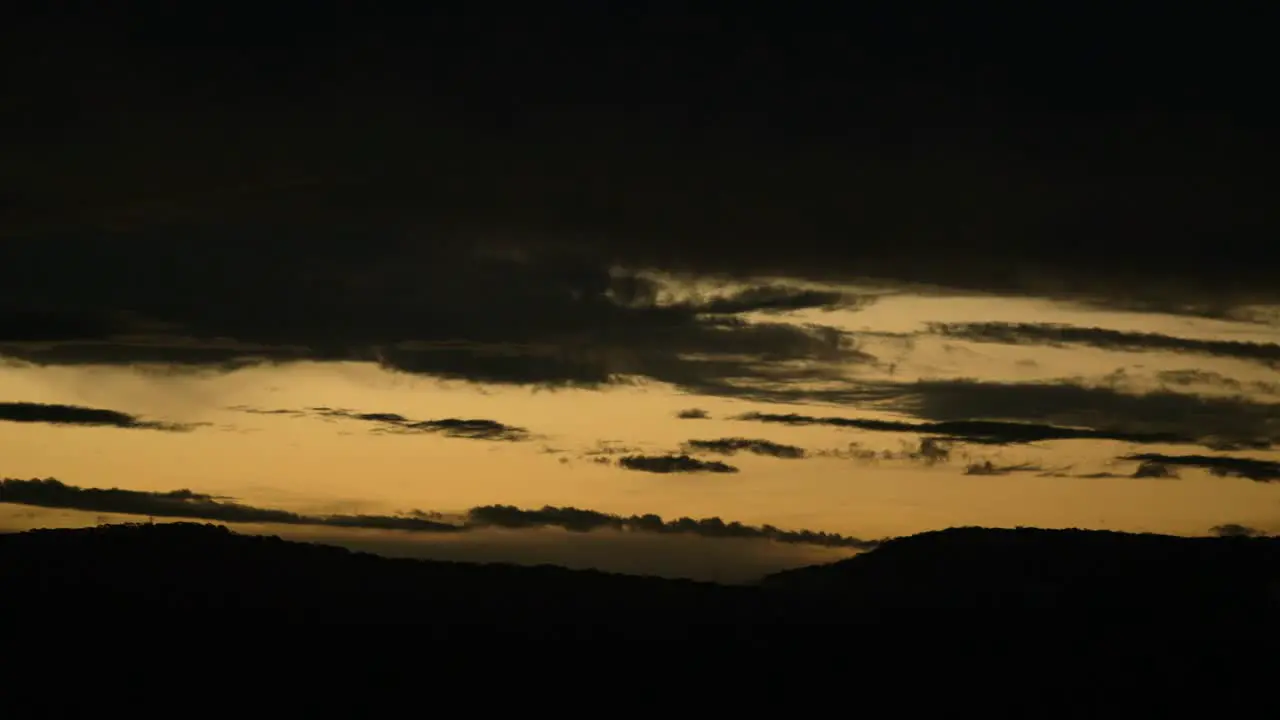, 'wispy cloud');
0,401,194,432
1156,369,1280,397
676,408,711,419
233,405,531,441
813,437,954,466
0,477,877,550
